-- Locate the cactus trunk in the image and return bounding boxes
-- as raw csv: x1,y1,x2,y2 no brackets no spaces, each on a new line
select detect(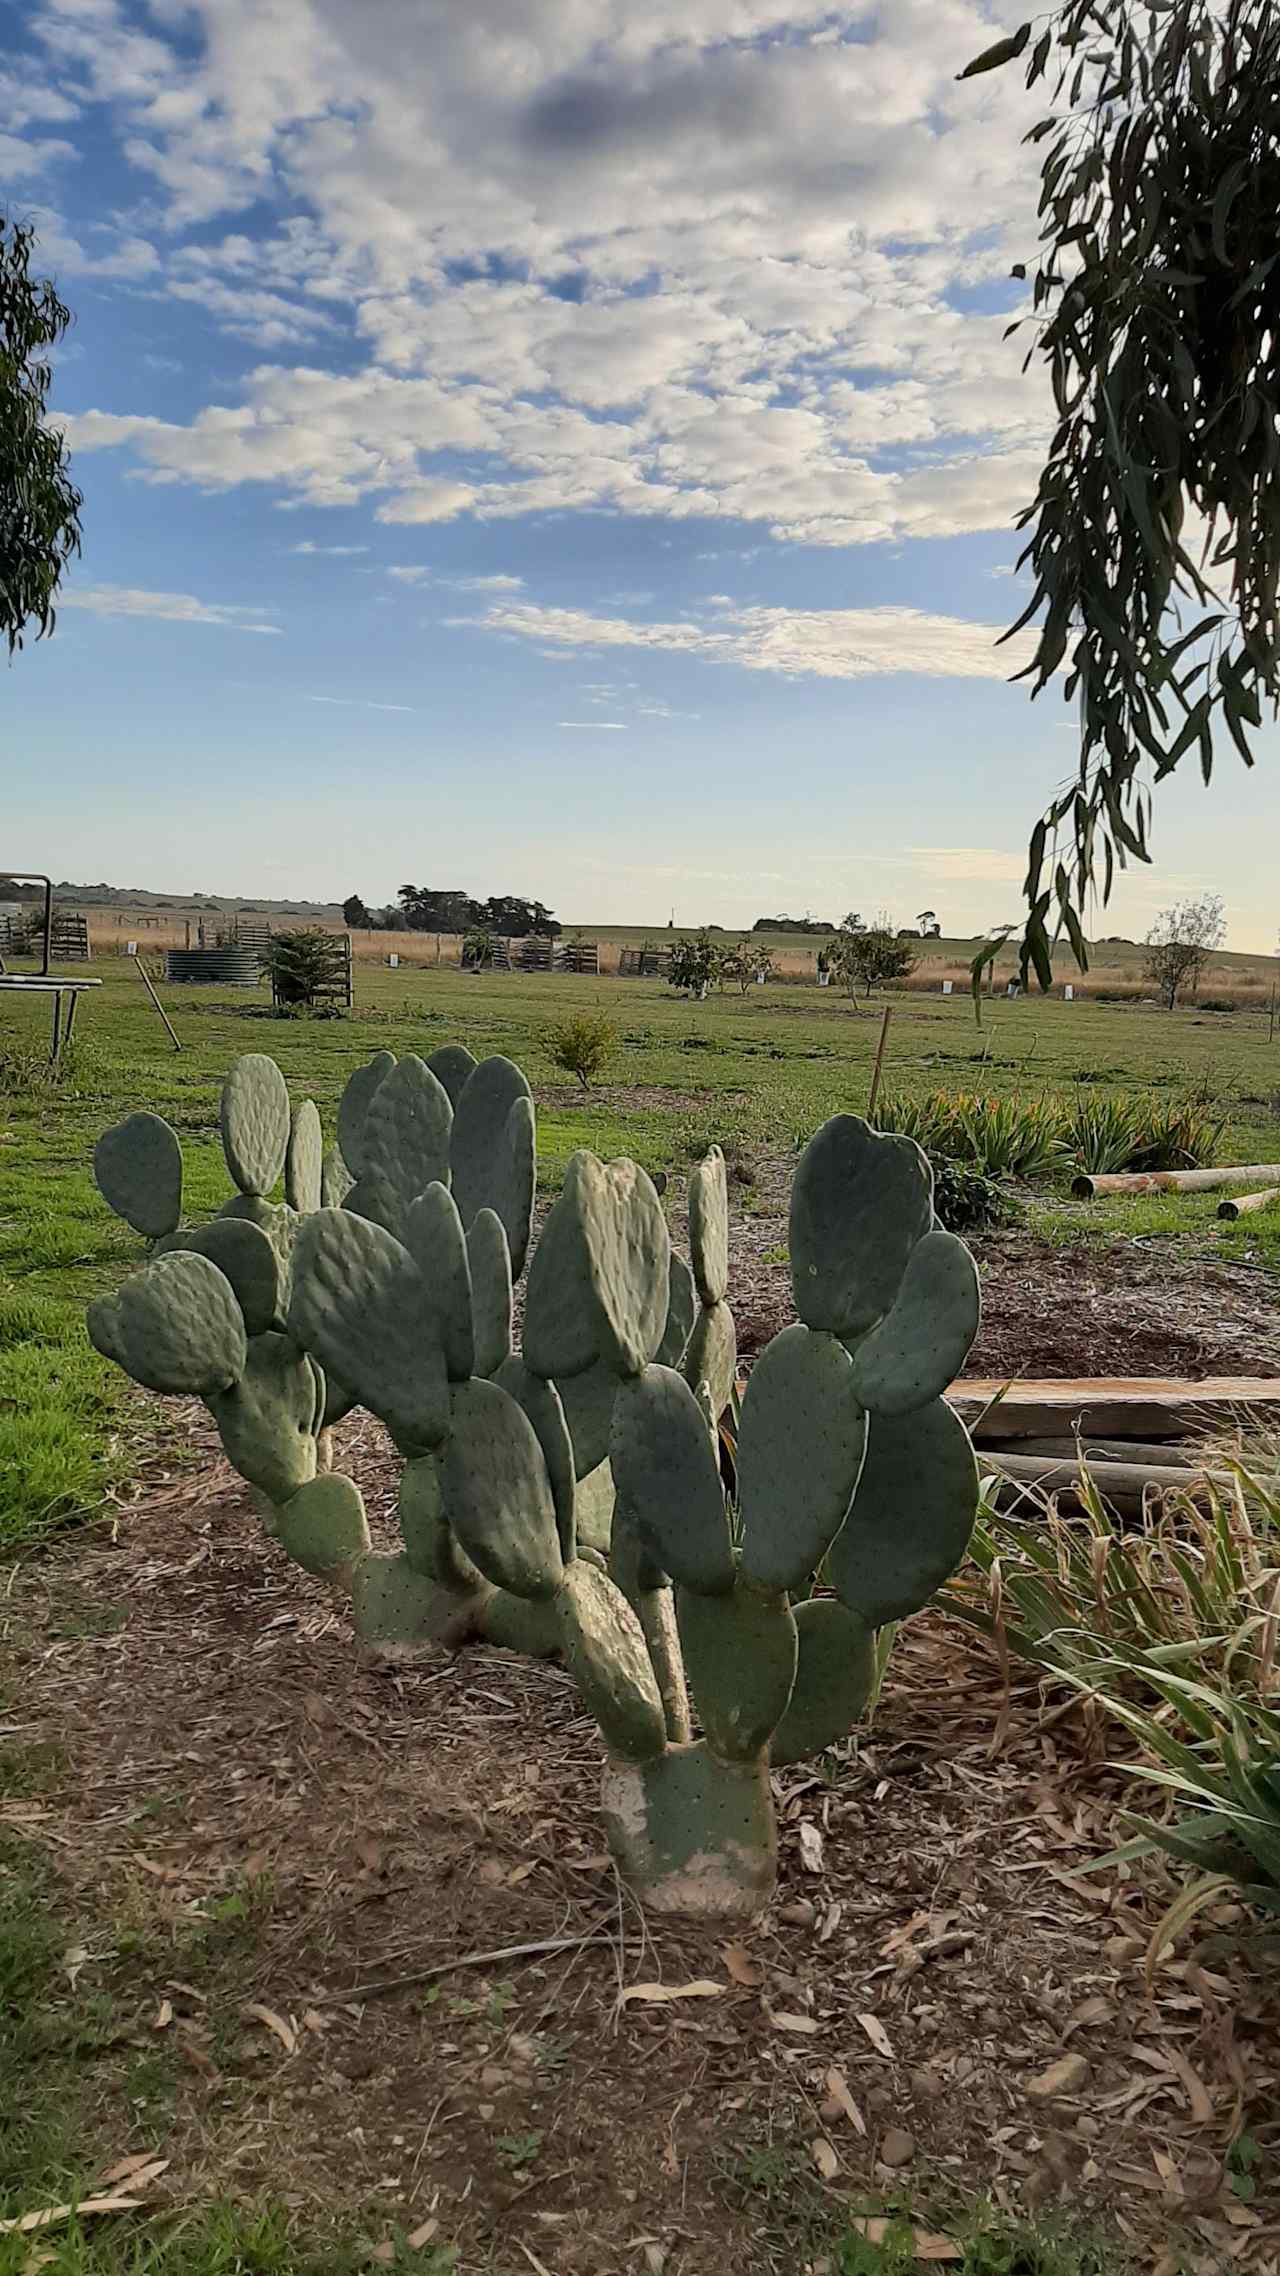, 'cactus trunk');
600,1741,776,1917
